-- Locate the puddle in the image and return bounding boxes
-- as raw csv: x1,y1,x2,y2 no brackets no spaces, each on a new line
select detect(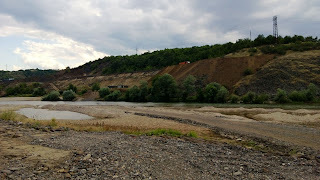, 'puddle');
16,108,94,120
